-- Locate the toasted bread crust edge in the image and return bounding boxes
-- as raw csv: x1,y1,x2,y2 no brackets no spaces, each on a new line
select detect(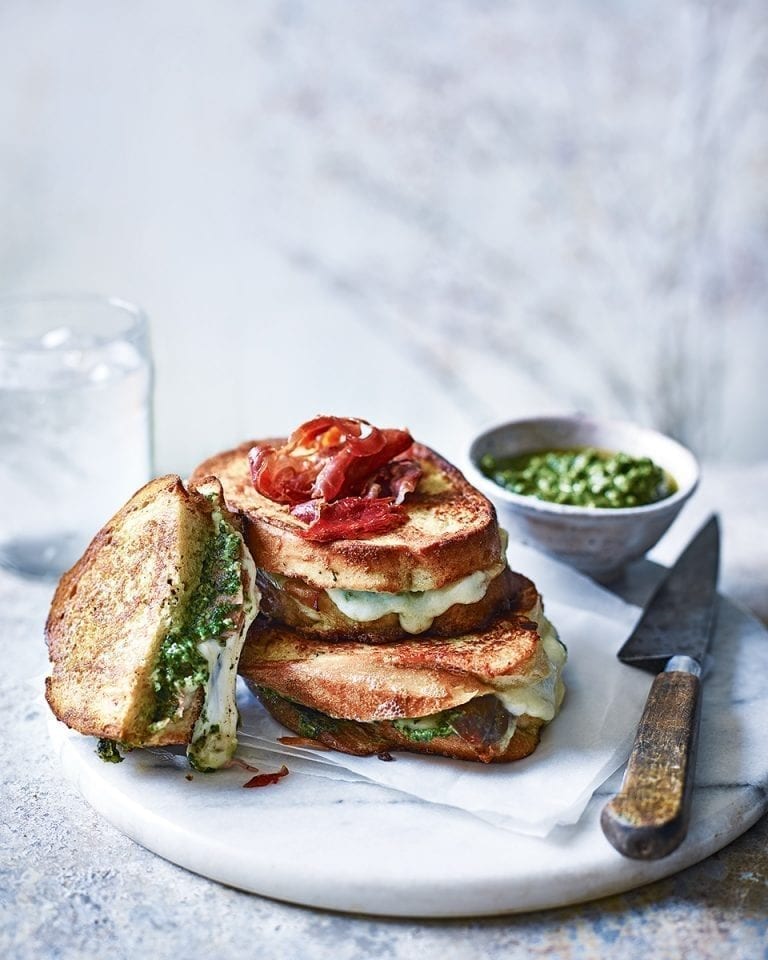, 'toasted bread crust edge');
44,475,234,746
238,602,548,723
190,441,503,592
255,566,536,643
252,684,544,763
